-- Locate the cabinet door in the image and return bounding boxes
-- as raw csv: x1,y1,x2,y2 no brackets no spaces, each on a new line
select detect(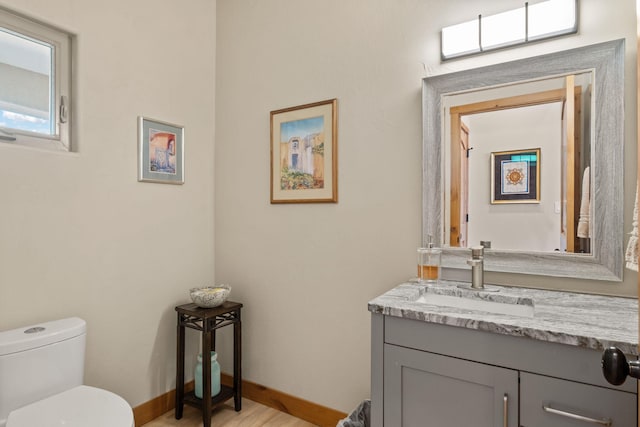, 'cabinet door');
520,372,637,427
384,344,518,427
